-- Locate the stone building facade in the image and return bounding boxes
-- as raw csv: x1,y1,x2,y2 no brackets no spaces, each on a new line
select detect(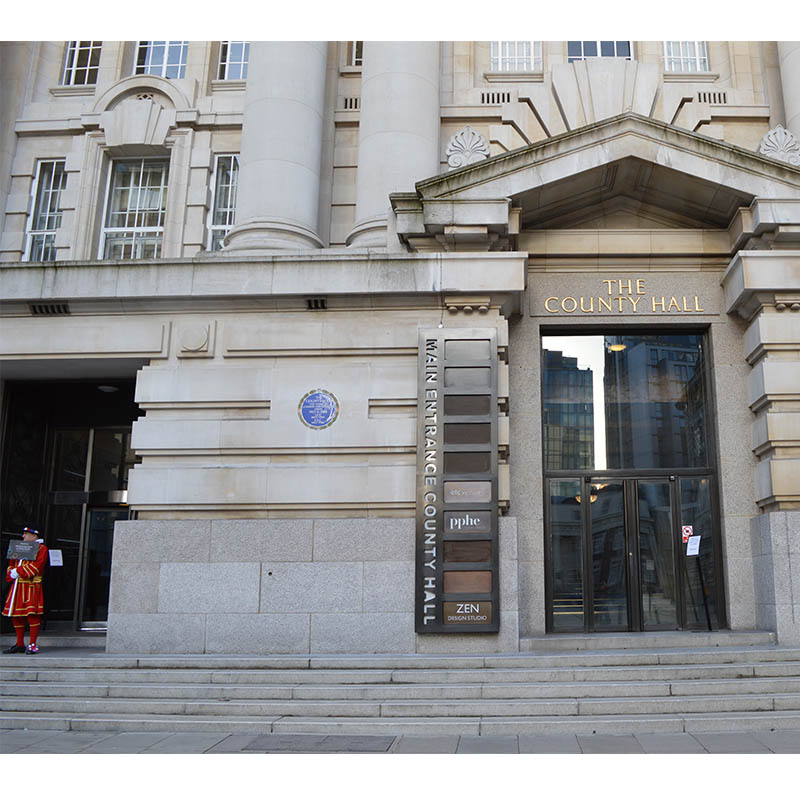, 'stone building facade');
0,41,798,654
